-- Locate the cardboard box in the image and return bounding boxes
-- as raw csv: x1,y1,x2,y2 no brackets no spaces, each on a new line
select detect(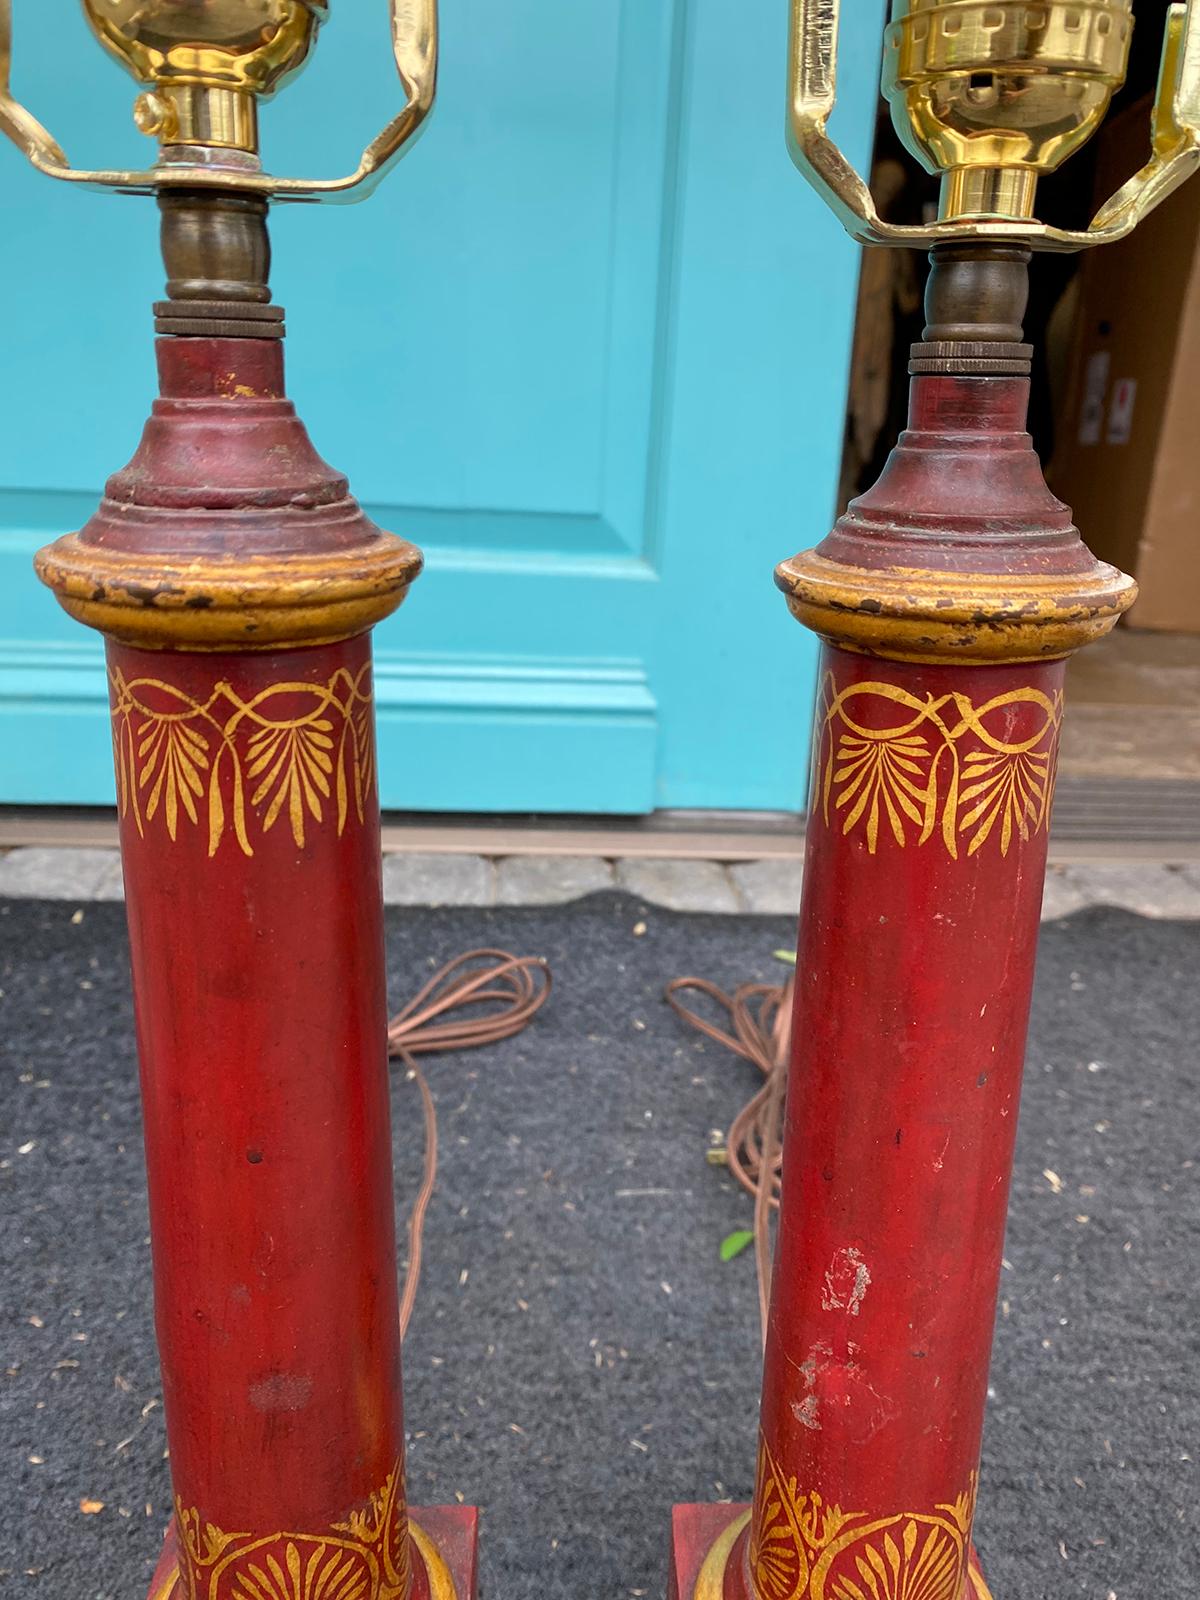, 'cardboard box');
1050,97,1200,633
